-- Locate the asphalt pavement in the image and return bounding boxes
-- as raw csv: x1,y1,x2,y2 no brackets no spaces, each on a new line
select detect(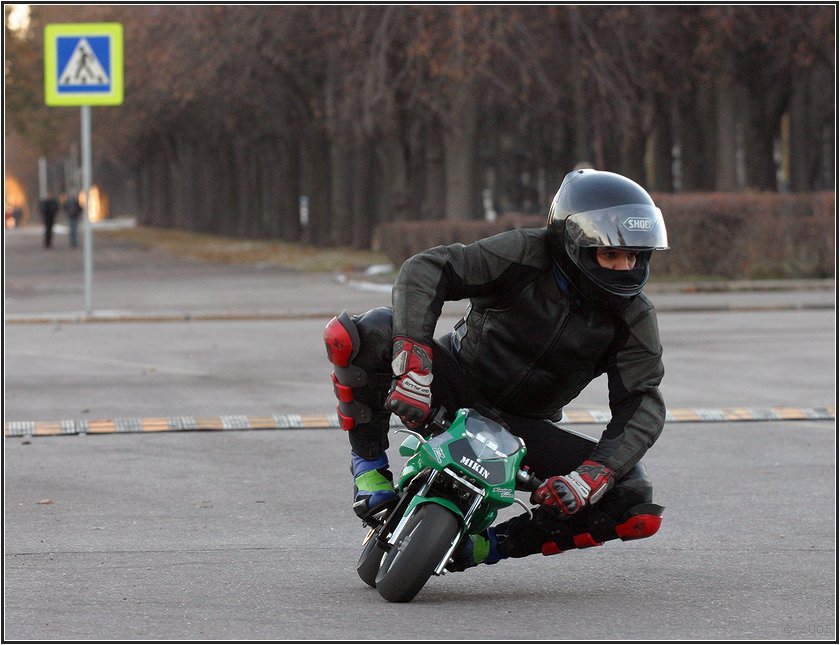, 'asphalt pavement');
3,221,837,641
